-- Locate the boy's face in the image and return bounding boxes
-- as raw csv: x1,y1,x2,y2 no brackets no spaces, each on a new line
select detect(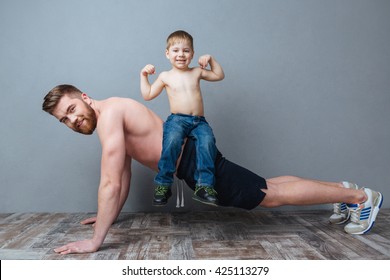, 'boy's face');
166,40,194,70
